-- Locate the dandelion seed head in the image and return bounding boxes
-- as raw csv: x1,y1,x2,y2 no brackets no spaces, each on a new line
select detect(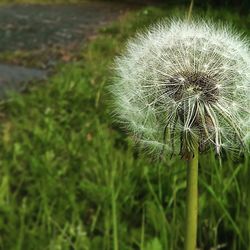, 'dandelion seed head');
111,19,250,157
